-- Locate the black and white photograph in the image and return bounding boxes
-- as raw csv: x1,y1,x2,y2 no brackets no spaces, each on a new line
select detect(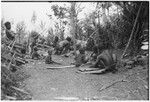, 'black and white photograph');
1,0,149,100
